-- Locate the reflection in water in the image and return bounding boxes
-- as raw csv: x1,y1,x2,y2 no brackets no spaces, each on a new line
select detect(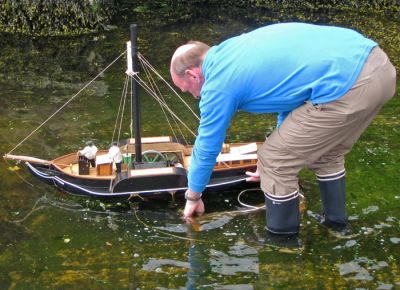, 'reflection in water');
209,245,259,275
185,223,259,289
337,257,392,284
263,232,303,250
137,213,261,289
156,214,233,233
337,260,374,281
142,257,190,272
186,242,210,289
